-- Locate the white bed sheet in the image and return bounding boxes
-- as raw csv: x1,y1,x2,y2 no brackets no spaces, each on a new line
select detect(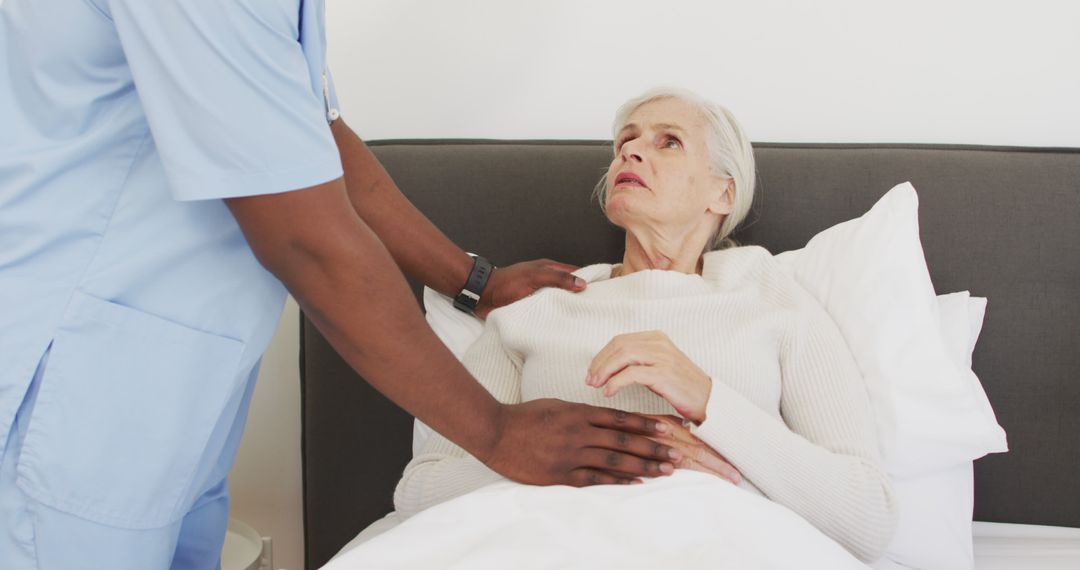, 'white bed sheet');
971,521,1080,570
332,517,1080,569
326,471,867,569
